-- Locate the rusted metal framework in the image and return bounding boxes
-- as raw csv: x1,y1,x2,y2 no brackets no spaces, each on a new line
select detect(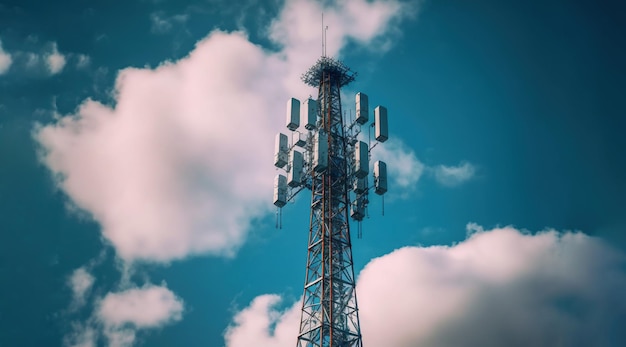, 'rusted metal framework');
274,54,388,347
297,57,363,347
